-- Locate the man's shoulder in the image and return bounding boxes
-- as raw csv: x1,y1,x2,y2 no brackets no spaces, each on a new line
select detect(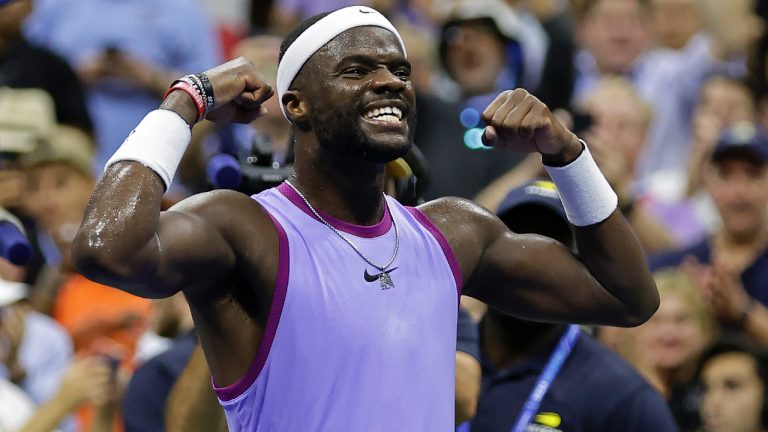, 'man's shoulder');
417,196,497,228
